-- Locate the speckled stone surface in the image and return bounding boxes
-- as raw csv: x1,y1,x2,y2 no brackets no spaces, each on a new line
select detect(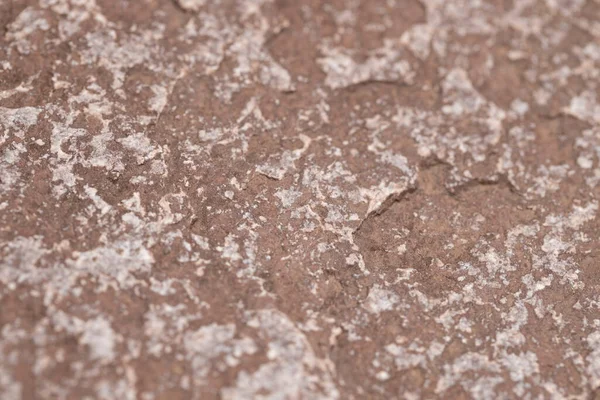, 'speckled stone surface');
2,0,600,398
